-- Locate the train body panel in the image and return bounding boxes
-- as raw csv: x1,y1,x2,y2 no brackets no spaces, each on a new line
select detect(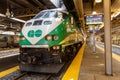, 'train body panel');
19,9,84,73
21,19,62,45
